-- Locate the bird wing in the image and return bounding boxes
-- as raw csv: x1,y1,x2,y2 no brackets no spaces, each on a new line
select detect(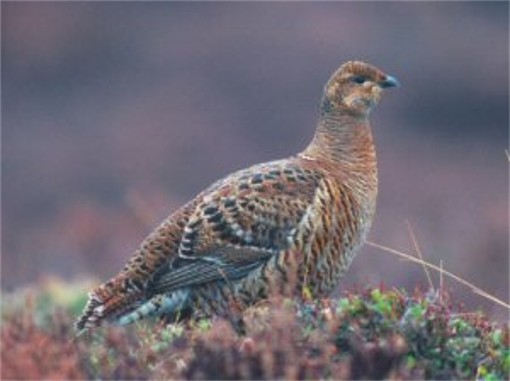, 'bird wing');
149,158,323,293
150,246,273,293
